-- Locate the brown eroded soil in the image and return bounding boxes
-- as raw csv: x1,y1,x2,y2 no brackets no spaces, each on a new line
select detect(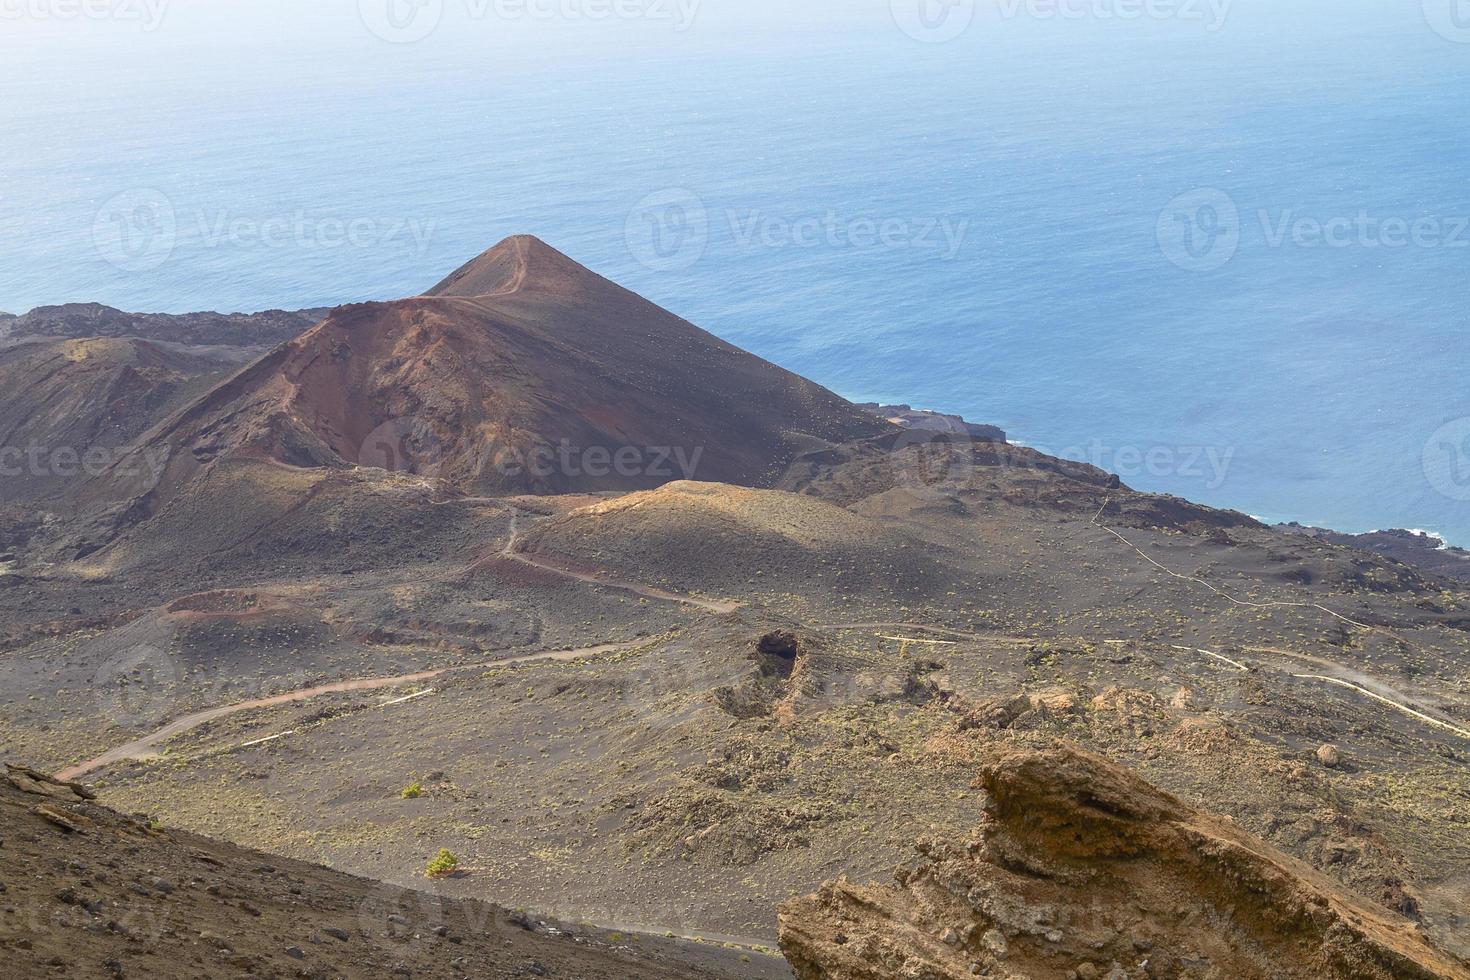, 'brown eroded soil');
0,763,784,980
778,745,1470,980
